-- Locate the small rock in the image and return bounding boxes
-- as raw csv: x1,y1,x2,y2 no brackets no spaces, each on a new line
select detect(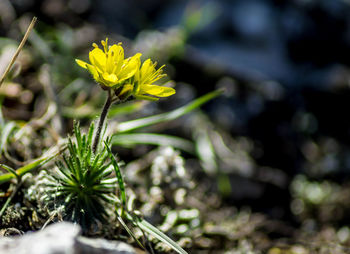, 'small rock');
0,222,135,254
77,237,135,254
